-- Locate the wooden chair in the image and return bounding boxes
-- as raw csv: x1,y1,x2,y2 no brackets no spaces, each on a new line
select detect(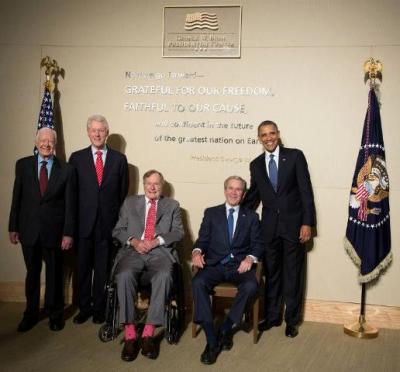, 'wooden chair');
191,262,263,344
